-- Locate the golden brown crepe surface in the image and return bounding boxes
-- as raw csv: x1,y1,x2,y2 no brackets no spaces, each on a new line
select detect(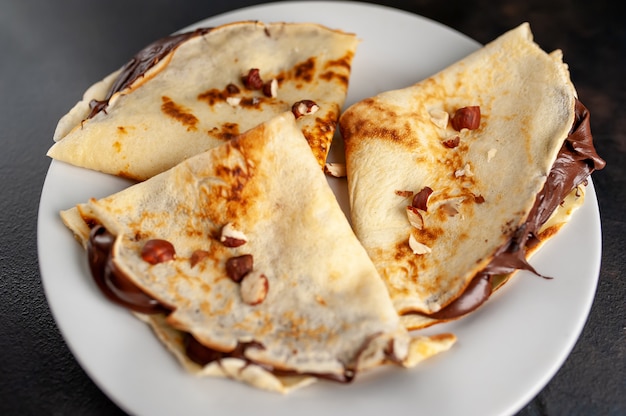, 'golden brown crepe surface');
49,21,359,180
339,23,579,327
61,112,455,392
